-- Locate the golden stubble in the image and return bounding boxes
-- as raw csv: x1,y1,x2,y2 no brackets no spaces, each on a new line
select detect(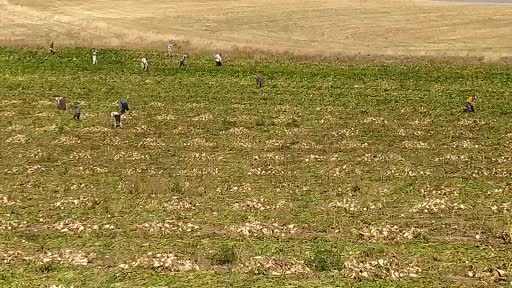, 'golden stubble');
2,0,512,59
